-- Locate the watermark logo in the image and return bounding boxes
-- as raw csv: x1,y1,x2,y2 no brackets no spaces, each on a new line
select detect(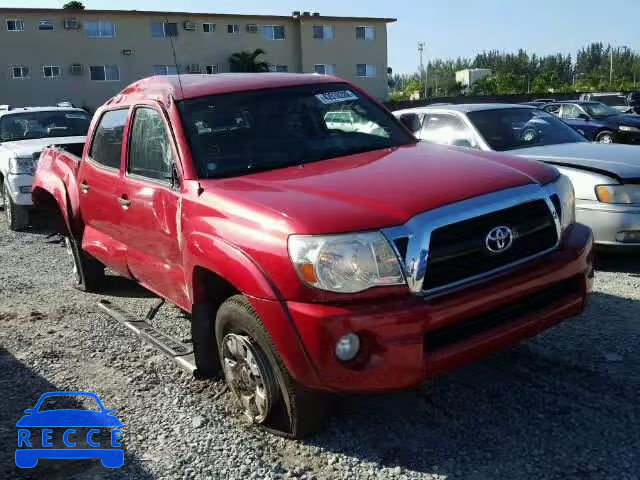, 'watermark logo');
15,391,123,469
